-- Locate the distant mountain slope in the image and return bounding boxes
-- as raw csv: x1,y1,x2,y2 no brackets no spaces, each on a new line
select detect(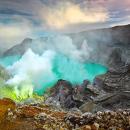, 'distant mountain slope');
68,24,130,47
2,36,53,57
68,24,130,65
3,38,33,56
